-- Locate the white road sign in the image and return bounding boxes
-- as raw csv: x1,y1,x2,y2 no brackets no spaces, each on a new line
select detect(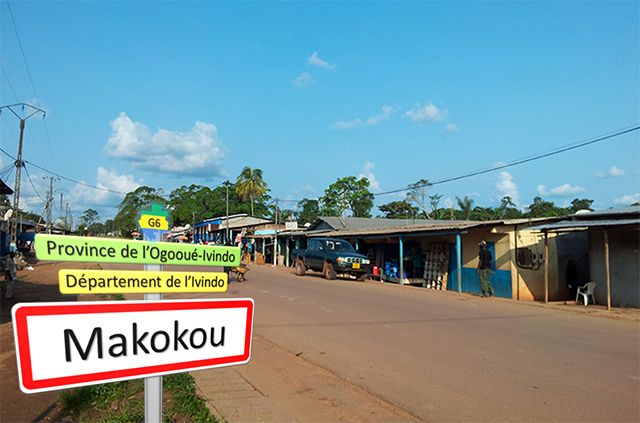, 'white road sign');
12,299,254,393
